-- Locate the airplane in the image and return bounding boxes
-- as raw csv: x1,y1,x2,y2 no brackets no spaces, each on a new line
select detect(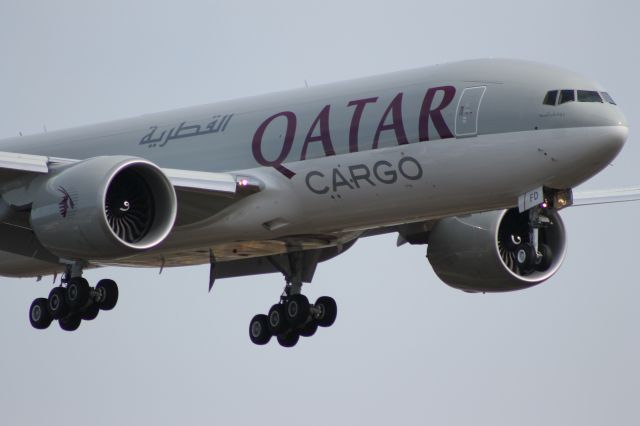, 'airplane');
0,58,635,347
